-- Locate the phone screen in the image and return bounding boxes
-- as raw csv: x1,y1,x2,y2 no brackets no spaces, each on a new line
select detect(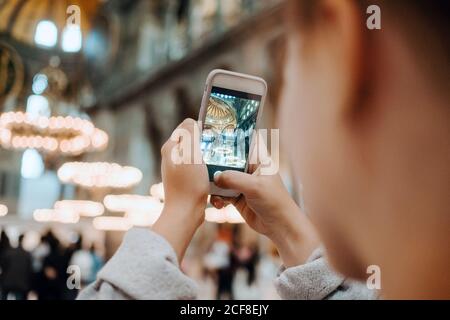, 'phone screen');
201,86,262,181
